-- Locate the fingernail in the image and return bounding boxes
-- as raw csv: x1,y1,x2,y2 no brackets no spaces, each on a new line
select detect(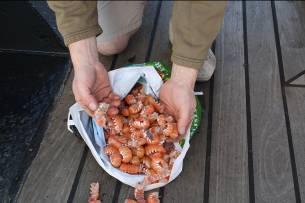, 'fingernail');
178,126,185,135
89,102,97,111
